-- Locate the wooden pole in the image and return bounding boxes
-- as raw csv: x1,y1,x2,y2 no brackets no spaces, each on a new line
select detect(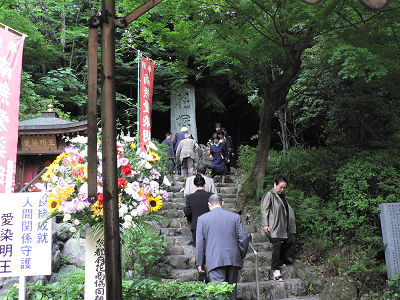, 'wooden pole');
101,0,122,298
88,17,100,204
